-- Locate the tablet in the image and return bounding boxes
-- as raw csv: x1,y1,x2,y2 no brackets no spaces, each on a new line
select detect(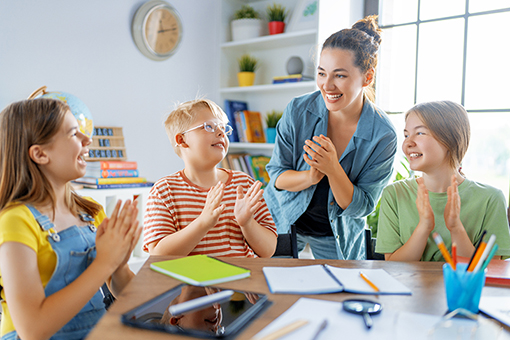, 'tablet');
121,284,271,338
